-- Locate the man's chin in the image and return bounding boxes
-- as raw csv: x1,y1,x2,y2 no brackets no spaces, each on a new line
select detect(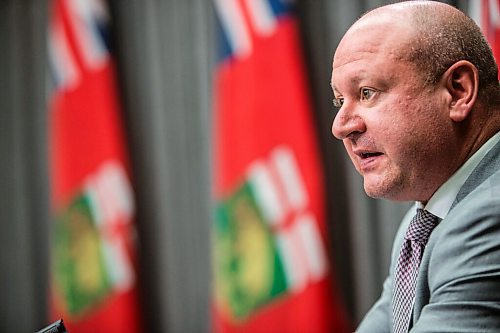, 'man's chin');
362,177,398,200
364,181,412,202
363,187,384,199
362,181,383,198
